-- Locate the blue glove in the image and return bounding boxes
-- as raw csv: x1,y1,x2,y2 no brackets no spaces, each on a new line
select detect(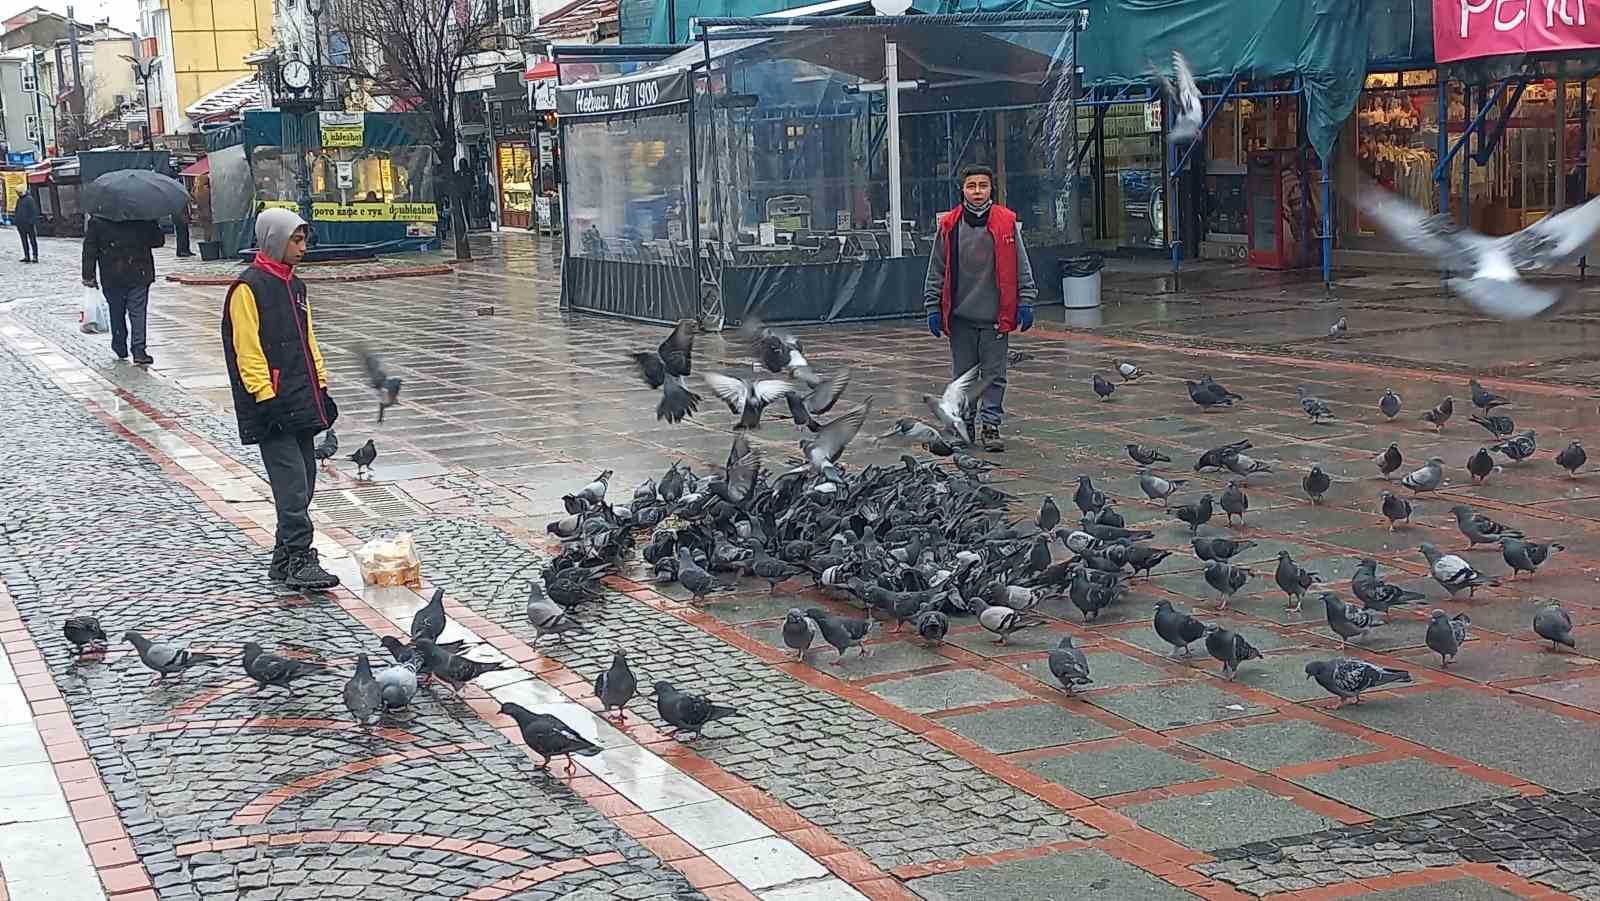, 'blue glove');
1017,305,1035,332
927,311,943,338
